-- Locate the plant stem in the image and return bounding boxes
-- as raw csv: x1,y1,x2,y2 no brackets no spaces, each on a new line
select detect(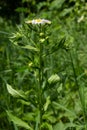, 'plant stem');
38,39,43,130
